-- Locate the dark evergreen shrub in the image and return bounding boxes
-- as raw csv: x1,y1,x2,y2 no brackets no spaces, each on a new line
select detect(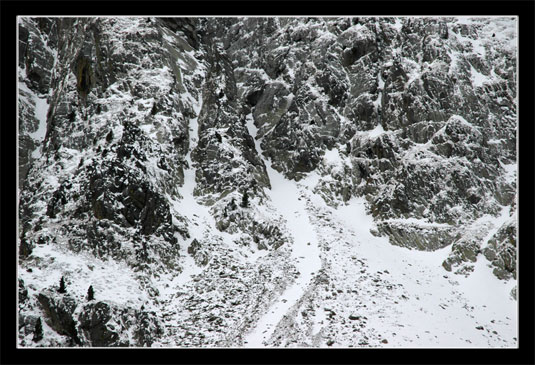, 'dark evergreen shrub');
87,285,95,301
58,276,66,293
33,317,43,342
